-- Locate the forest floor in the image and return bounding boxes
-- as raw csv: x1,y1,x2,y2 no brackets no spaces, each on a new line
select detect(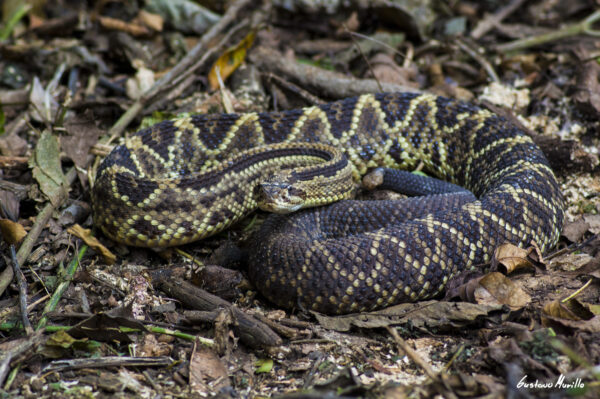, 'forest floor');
0,0,599,398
